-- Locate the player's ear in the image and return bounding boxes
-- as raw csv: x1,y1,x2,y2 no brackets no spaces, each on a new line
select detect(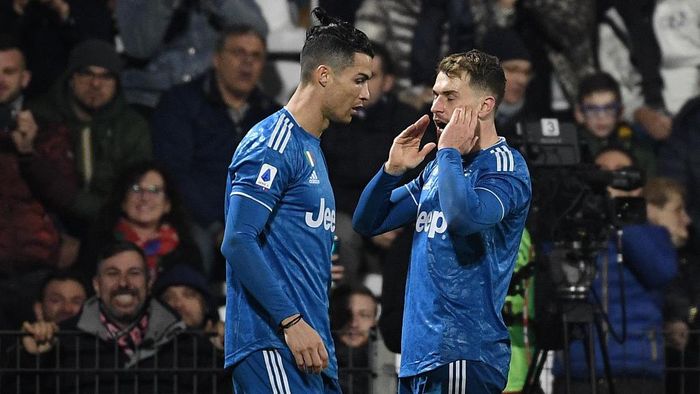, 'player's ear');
317,65,330,88
478,95,496,118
